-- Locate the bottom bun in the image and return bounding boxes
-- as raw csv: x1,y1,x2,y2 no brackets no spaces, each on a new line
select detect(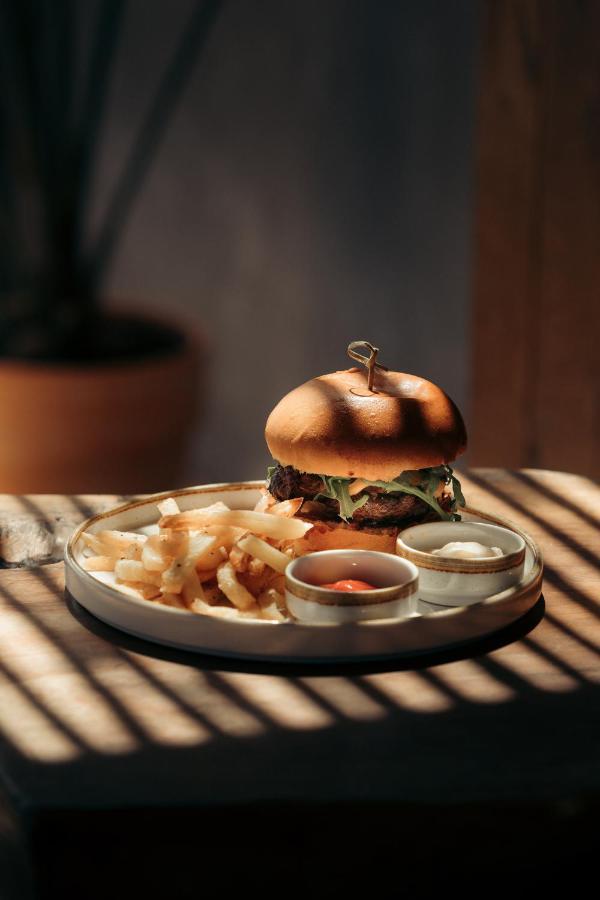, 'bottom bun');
291,518,399,555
